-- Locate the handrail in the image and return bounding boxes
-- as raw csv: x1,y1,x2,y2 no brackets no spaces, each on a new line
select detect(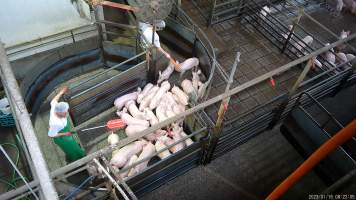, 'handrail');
296,105,356,164
297,92,344,129
266,120,356,200
70,60,146,99
69,51,146,93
